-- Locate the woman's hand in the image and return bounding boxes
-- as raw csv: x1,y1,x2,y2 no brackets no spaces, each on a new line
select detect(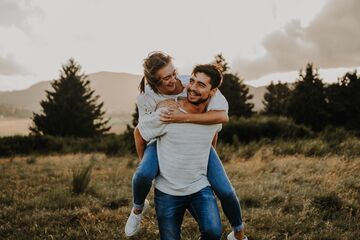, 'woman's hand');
160,108,188,123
